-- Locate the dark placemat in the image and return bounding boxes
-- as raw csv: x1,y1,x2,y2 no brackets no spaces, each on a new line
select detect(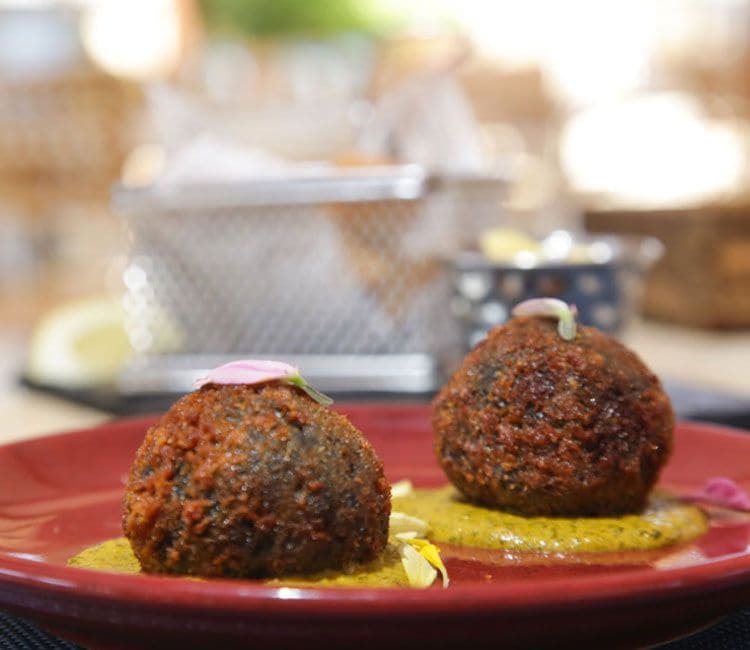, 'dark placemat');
659,609,750,649
0,612,81,649
19,376,750,431
3,608,750,649
19,375,437,417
